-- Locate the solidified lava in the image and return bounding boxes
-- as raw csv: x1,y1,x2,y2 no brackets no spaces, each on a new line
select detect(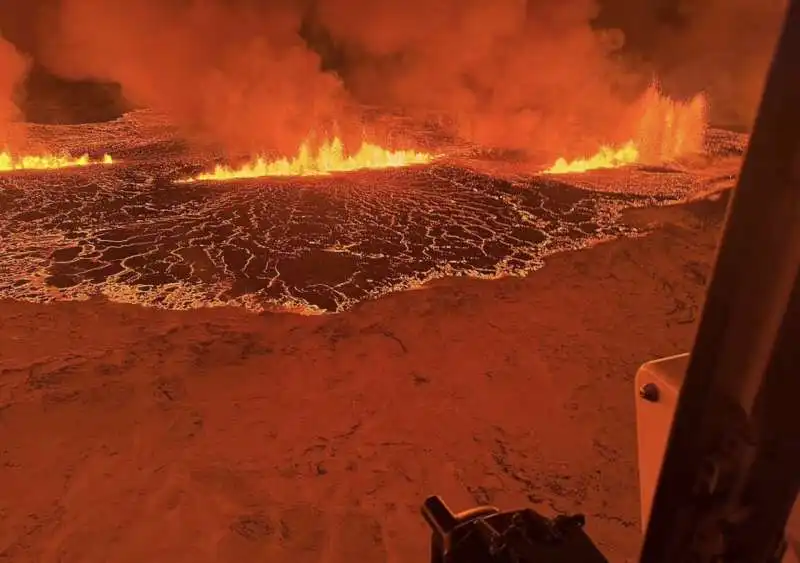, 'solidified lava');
0,112,747,313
